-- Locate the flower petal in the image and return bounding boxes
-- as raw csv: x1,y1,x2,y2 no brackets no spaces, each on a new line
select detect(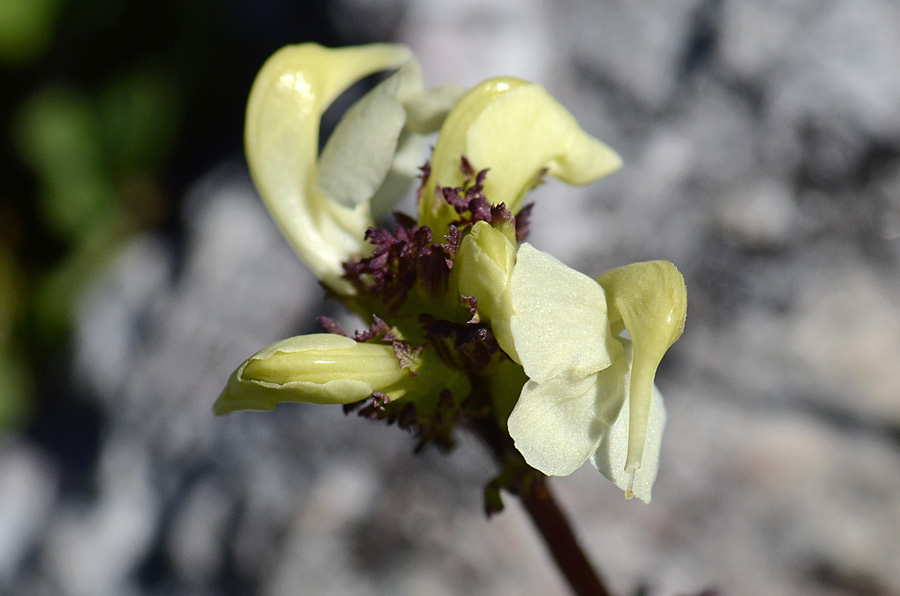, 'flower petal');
315,62,413,210
402,83,467,134
420,77,529,227
508,356,626,476
466,83,622,213
245,43,412,293
315,58,463,214
510,243,612,384
591,340,666,504
419,78,621,231
595,260,686,475
508,373,605,476
367,128,427,220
